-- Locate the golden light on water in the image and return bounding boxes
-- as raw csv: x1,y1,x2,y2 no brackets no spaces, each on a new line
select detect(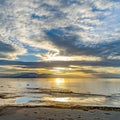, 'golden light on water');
44,97,69,102
43,96,106,104
53,97,69,102
55,78,65,84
